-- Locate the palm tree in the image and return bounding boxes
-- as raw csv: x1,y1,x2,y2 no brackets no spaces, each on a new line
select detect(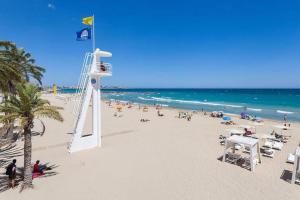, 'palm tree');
0,41,21,94
14,47,45,85
0,41,46,139
0,41,45,93
0,84,63,190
